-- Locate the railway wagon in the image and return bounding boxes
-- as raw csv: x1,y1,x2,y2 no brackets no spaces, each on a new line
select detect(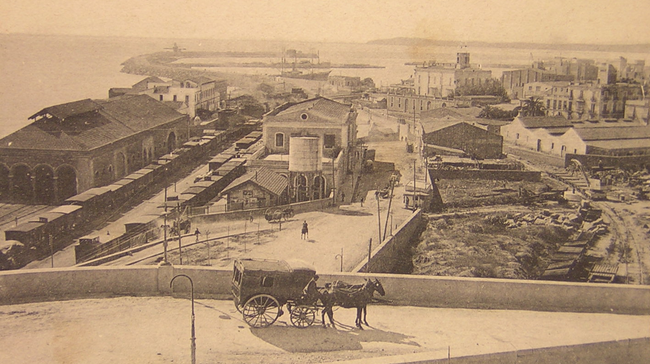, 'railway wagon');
208,153,234,171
